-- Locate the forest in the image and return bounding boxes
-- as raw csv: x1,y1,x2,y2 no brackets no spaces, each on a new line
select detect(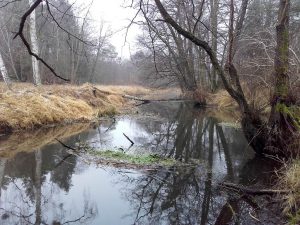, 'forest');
0,0,299,224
